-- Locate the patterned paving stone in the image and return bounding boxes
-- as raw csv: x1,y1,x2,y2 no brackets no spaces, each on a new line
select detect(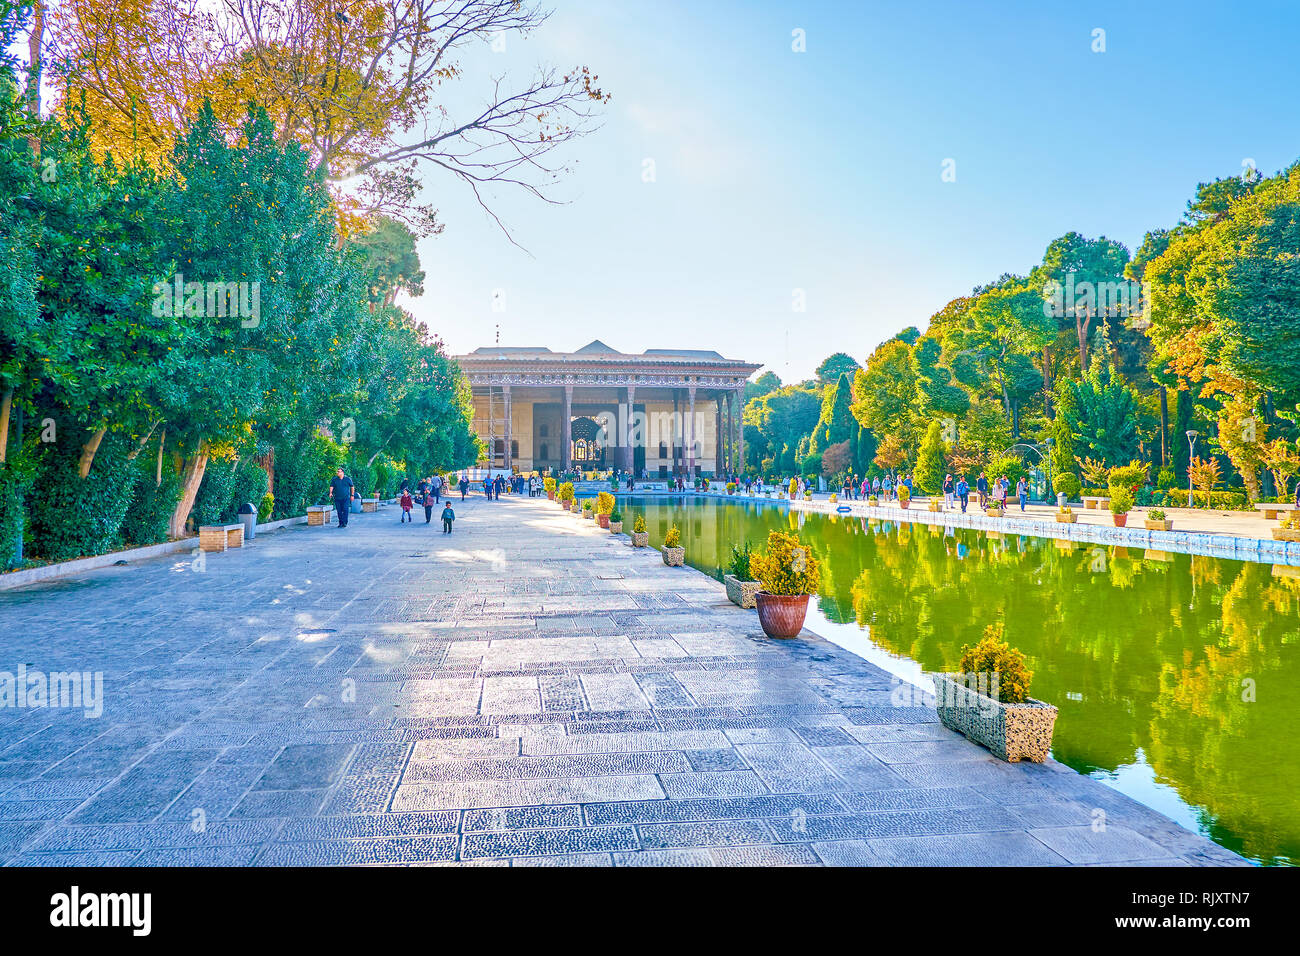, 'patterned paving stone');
460,826,639,860
256,835,459,866
659,771,769,799
1028,825,1176,864
638,820,772,848
864,831,1070,867
391,774,666,811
